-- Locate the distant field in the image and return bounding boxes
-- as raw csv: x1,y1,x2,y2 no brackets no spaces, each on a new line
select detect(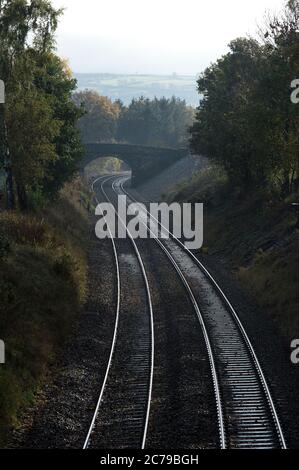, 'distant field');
75,73,199,107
